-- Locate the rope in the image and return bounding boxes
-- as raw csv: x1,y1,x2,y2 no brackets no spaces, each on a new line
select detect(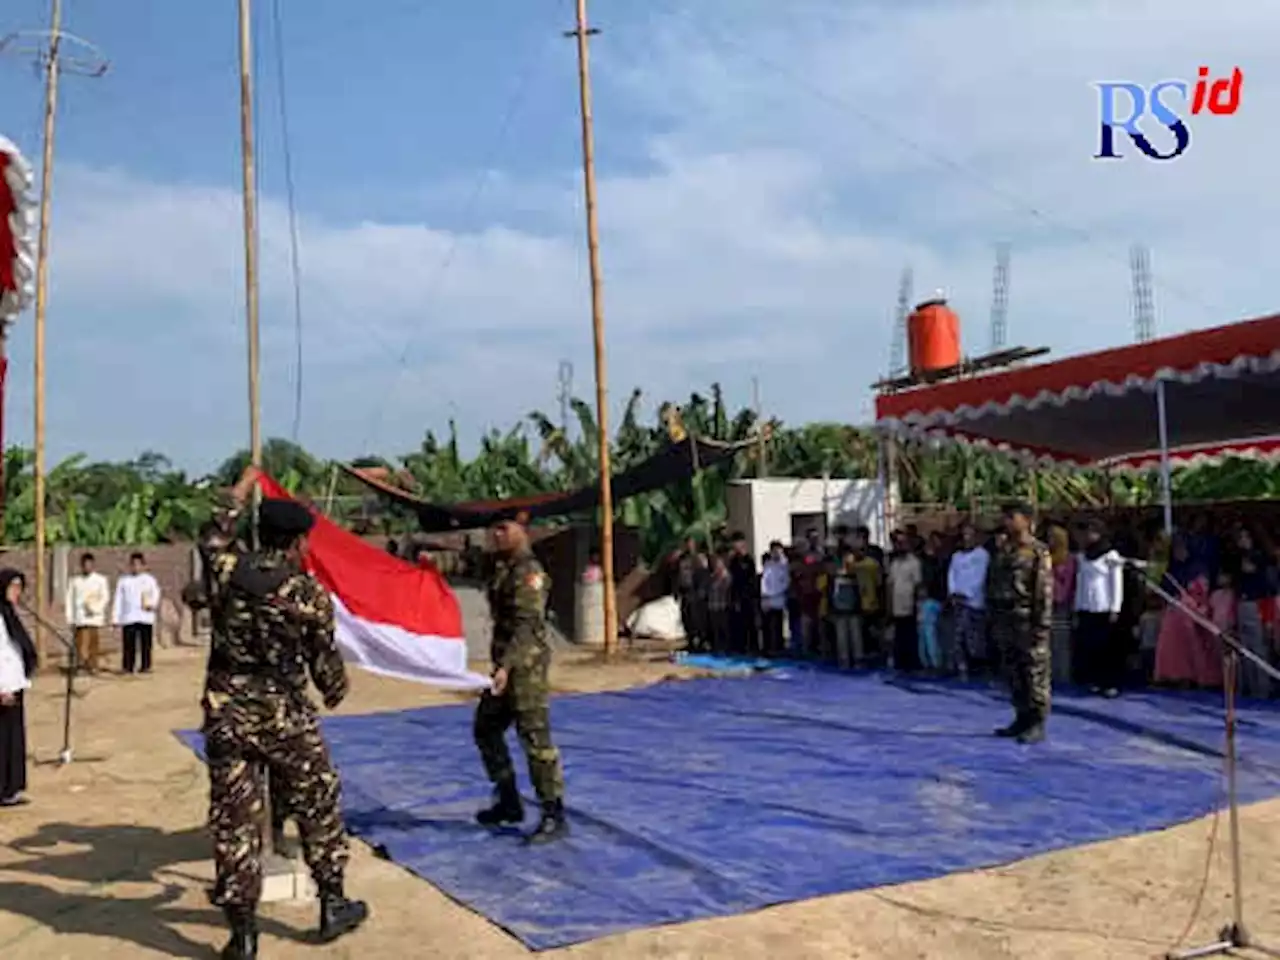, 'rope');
359,34,554,452
269,0,306,443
